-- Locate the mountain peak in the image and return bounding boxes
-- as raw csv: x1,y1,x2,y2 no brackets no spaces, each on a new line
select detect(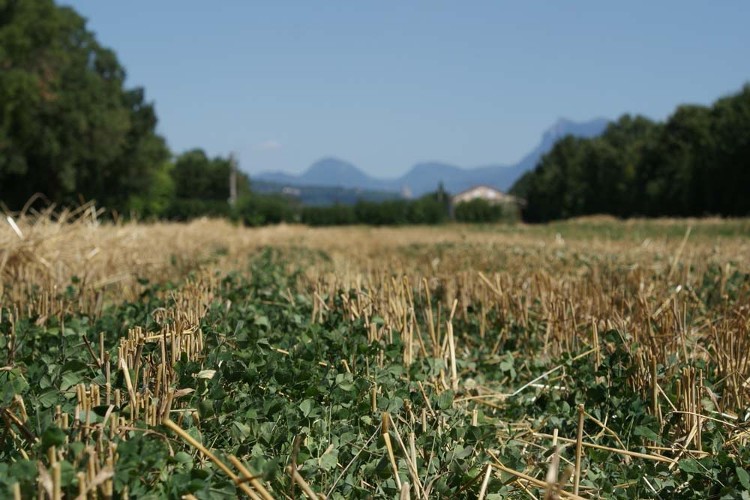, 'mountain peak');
551,117,574,128
306,157,359,174
542,117,609,145
300,157,373,188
